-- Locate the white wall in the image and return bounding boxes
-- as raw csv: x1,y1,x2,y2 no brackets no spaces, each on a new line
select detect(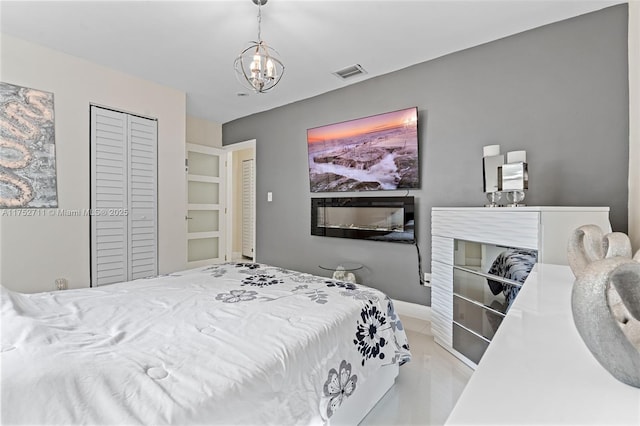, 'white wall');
186,115,222,148
0,34,187,293
630,1,640,253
